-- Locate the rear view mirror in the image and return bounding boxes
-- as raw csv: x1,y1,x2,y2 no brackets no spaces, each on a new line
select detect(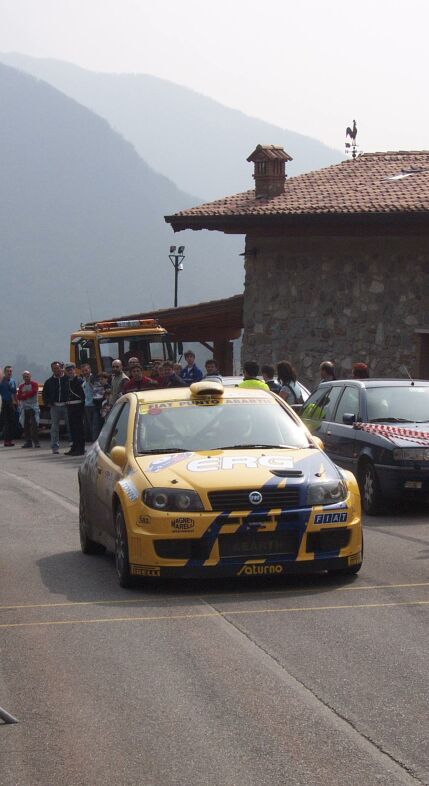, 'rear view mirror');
110,445,127,470
312,436,324,451
343,413,356,425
